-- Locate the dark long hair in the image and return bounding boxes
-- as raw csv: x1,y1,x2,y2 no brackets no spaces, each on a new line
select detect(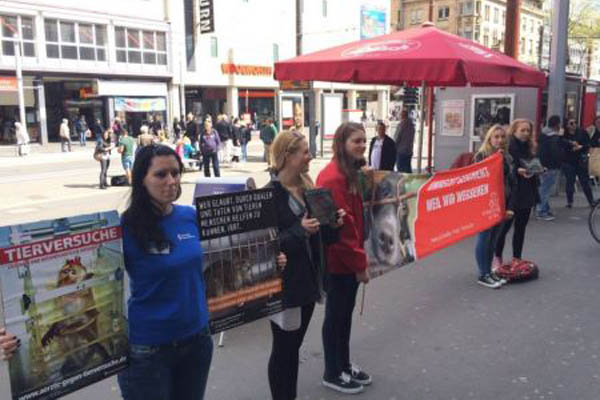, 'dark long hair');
122,145,184,252
332,122,365,193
